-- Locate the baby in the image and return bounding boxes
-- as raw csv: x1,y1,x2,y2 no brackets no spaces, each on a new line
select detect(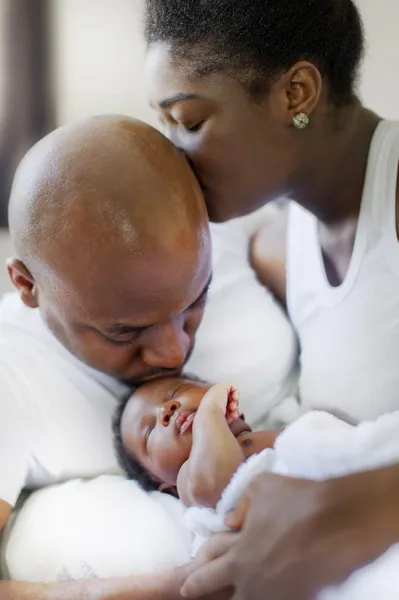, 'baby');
113,376,281,507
